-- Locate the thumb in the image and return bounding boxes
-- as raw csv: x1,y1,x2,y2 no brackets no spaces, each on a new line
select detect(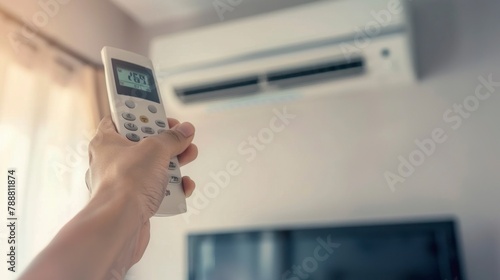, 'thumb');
155,122,195,157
